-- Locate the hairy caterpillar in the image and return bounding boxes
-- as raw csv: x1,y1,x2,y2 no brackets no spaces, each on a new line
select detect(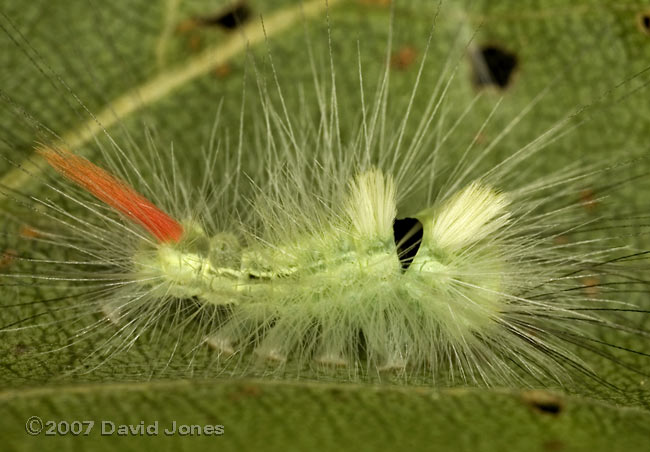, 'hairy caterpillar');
1,0,649,394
